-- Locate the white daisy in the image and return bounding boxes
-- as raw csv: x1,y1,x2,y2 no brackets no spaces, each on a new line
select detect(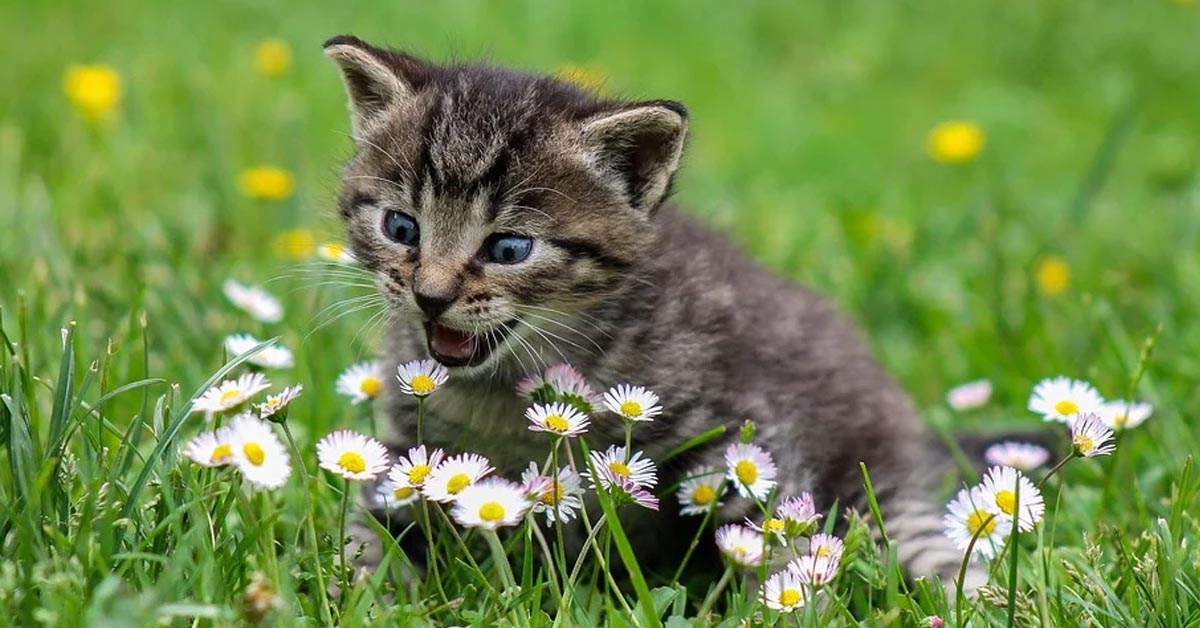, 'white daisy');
450,478,532,530
714,524,764,569
316,242,355,264
943,486,1004,559
192,373,271,414
777,493,823,537
388,445,445,488
183,427,235,467
789,553,839,587
584,445,658,490
423,453,494,503
336,361,385,405
808,533,846,564
1098,400,1153,431
316,430,391,481
227,415,291,489
1071,413,1116,458
520,462,585,524
526,402,590,437
378,477,421,509
676,467,726,516
222,279,283,323
761,570,808,612
984,442,1050,471
602,384,662,422
747,516,791,544
978,465,1044,532
224,334,294,369
1028,376,1104,423
256,385,303,421
396,359,449,397
724,443,778,501
946,379,992,411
